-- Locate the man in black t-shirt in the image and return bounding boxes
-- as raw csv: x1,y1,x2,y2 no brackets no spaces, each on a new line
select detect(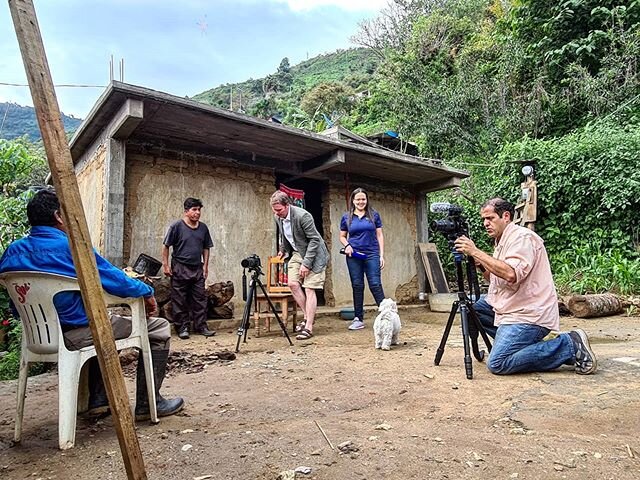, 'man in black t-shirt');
162,197,215,339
